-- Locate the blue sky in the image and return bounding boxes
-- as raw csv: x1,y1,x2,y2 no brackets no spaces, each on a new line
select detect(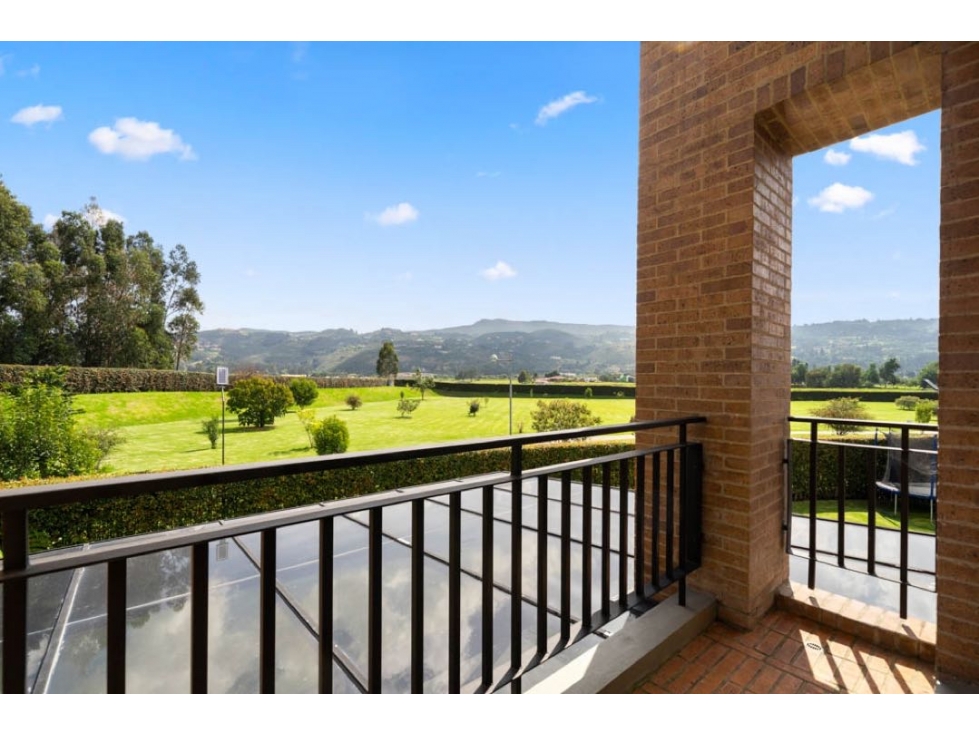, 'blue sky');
1,39,941,333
